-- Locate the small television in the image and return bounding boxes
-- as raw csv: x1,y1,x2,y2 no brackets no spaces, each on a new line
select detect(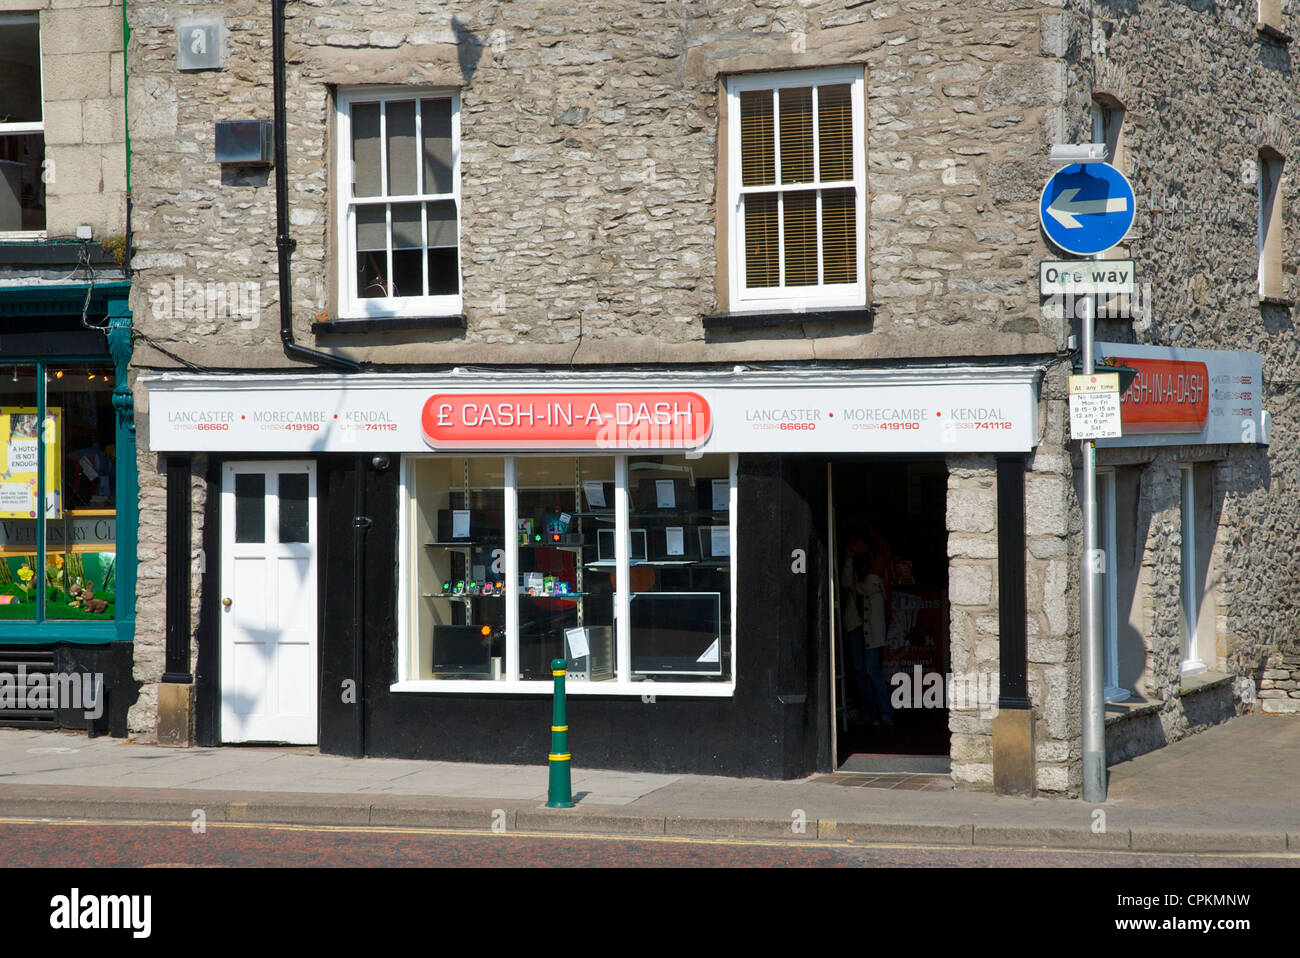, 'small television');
432,625,493,676
627,592,723,676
